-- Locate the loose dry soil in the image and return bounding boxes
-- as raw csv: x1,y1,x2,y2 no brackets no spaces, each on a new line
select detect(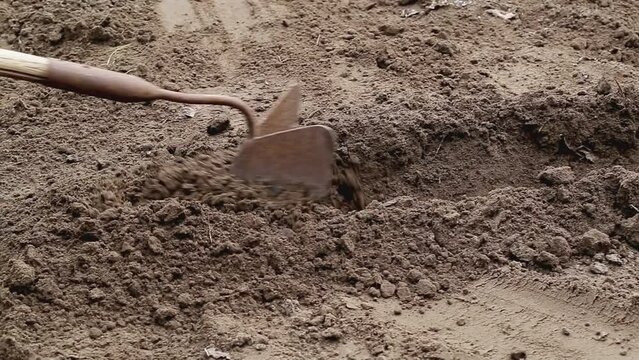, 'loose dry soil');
1,0,639,359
